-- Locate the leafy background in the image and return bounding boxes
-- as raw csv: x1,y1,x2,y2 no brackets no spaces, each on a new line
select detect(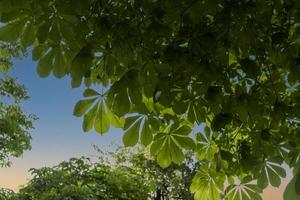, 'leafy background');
0,55,293,199
0,0,299,199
